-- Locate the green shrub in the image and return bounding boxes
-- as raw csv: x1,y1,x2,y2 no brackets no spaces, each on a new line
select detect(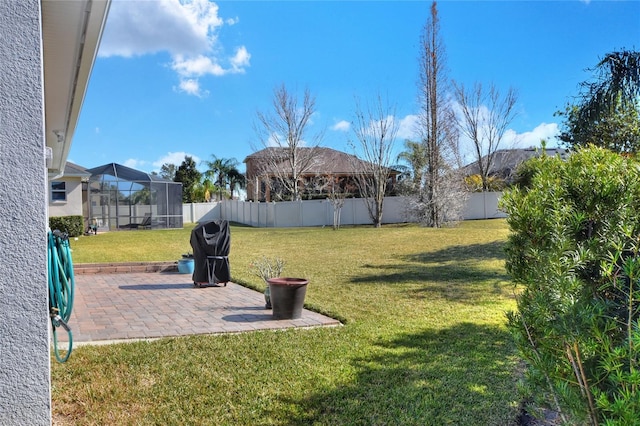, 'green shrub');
49,215,84,237
500,146,640,425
